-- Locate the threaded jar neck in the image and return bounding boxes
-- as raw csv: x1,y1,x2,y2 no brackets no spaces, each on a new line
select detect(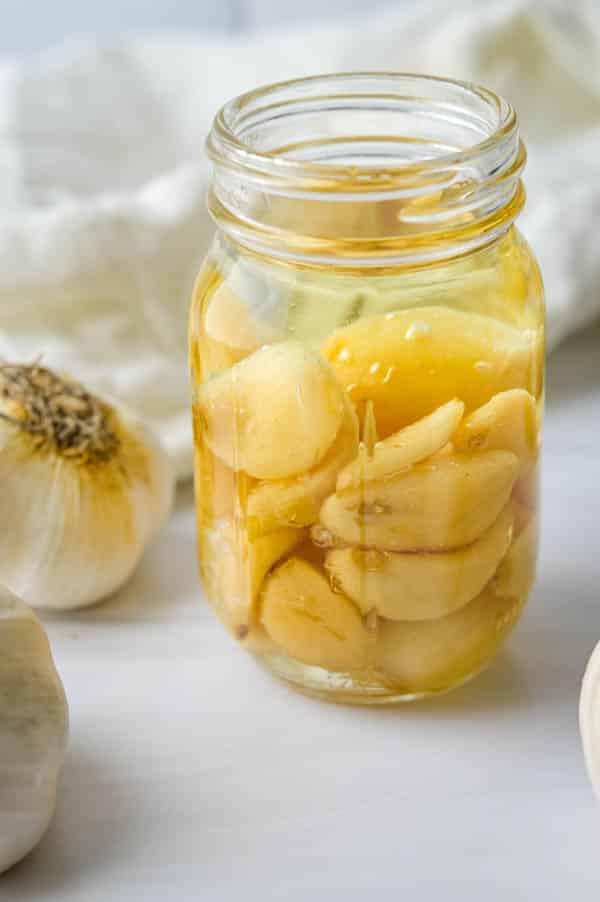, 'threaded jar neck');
206,73,525,267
